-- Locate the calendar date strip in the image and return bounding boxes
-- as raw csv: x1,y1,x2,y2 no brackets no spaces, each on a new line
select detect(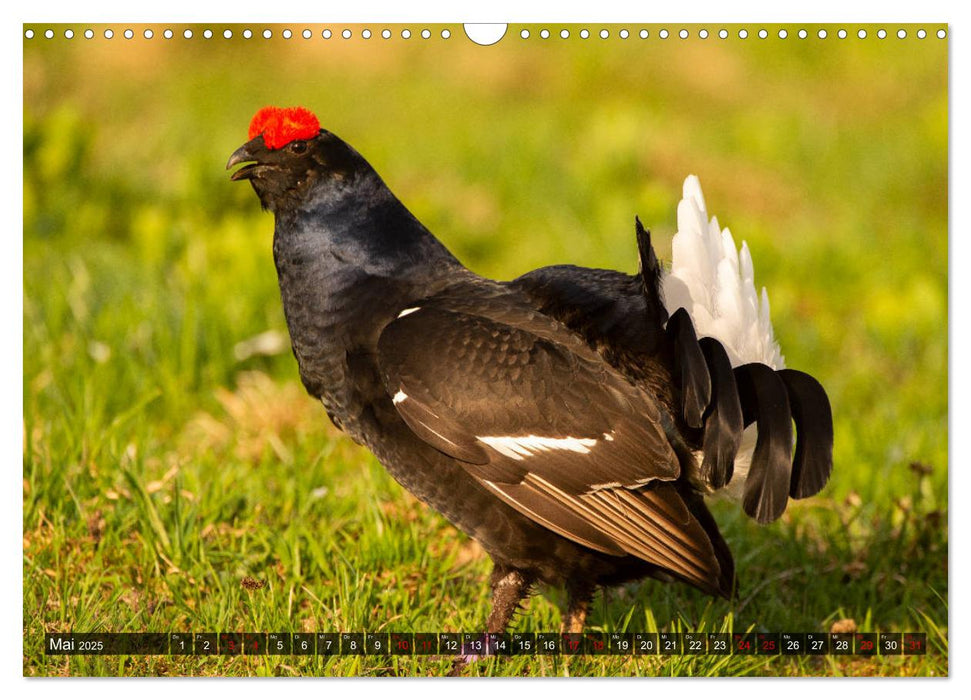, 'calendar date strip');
45,631,927,656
